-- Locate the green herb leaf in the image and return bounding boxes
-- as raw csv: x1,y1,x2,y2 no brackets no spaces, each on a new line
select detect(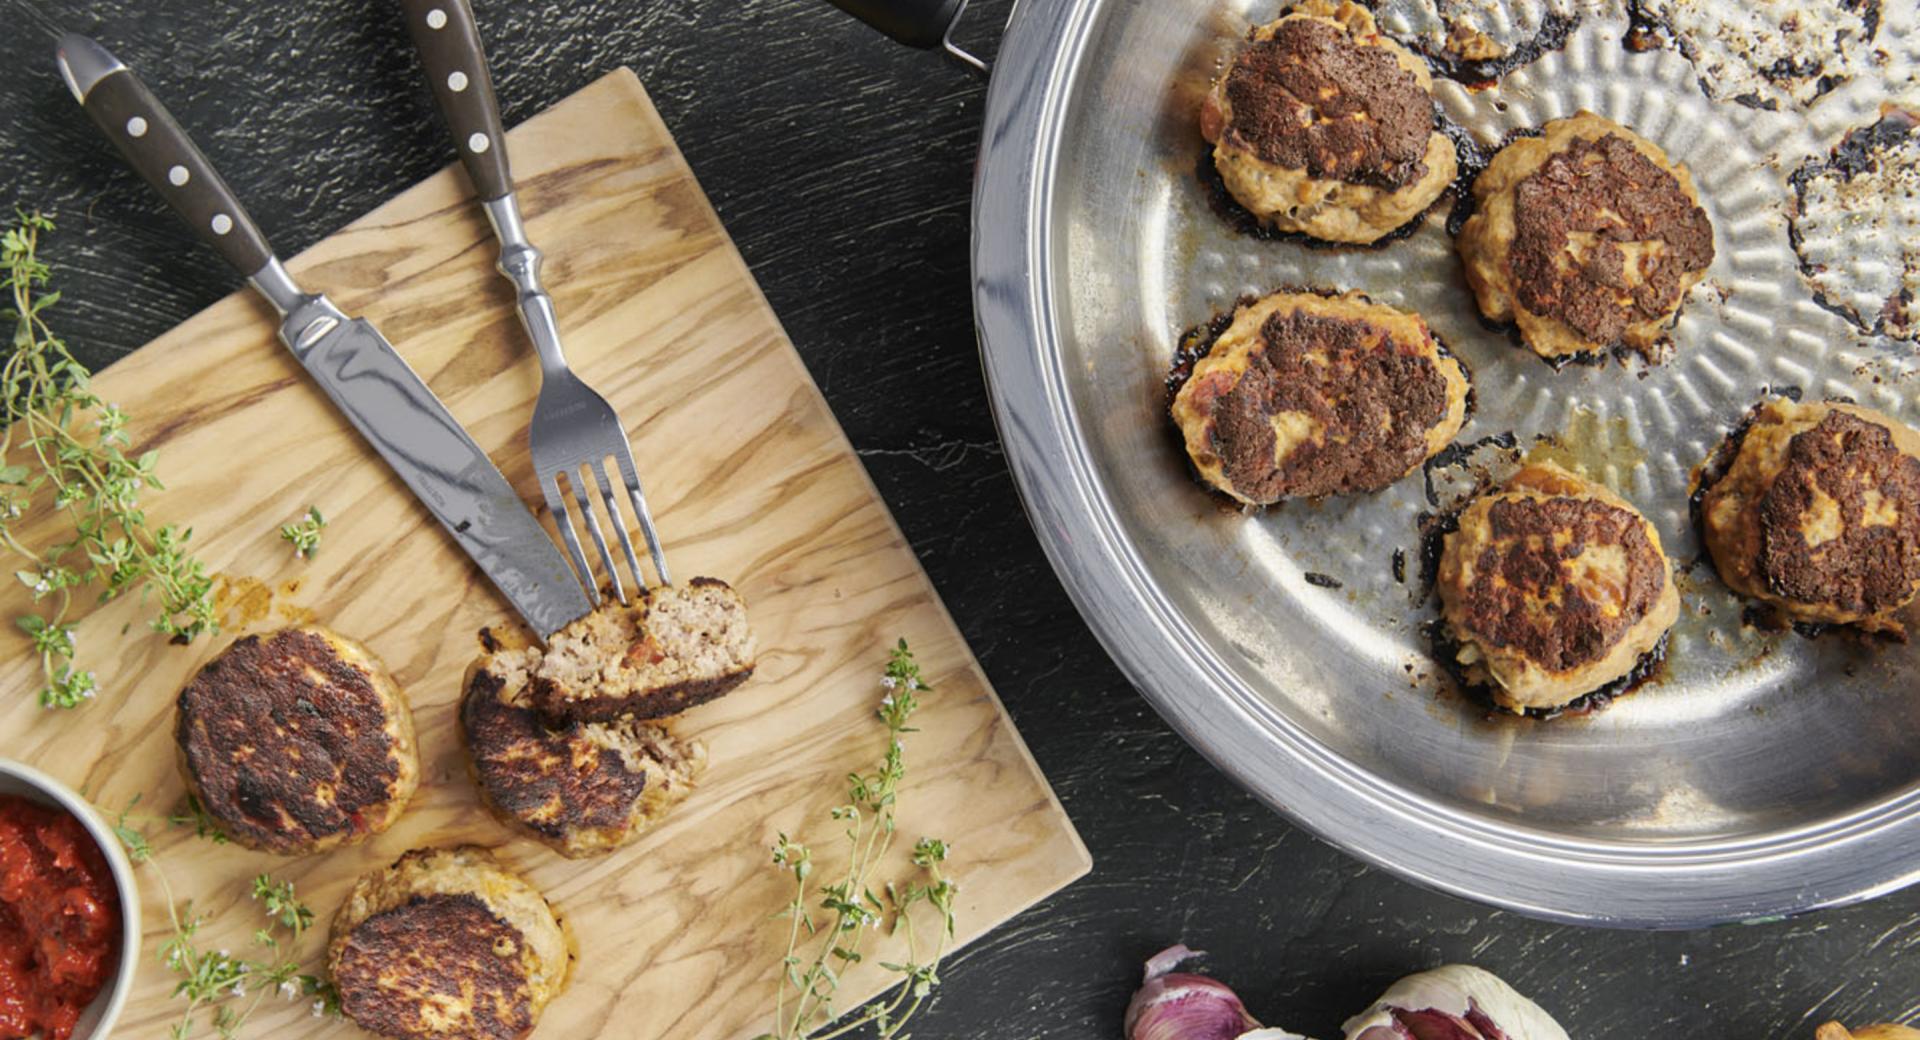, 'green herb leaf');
3,213,218,710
